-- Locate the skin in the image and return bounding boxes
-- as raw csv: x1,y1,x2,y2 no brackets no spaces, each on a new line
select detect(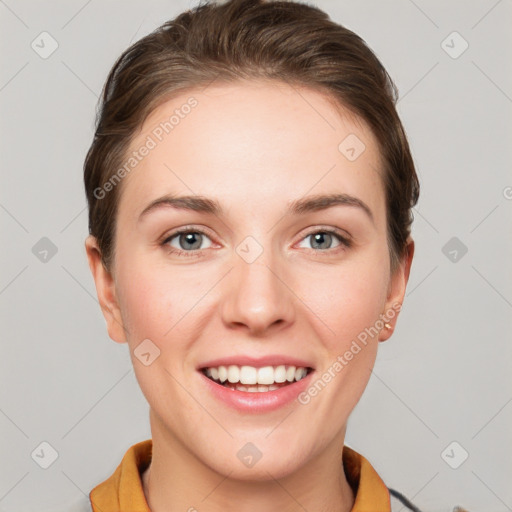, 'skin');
86,79,414,512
